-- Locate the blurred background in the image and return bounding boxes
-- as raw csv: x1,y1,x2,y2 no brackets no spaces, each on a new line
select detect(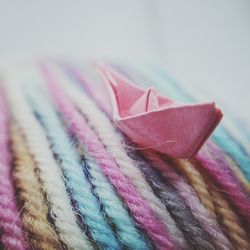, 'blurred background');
0,0,249,124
